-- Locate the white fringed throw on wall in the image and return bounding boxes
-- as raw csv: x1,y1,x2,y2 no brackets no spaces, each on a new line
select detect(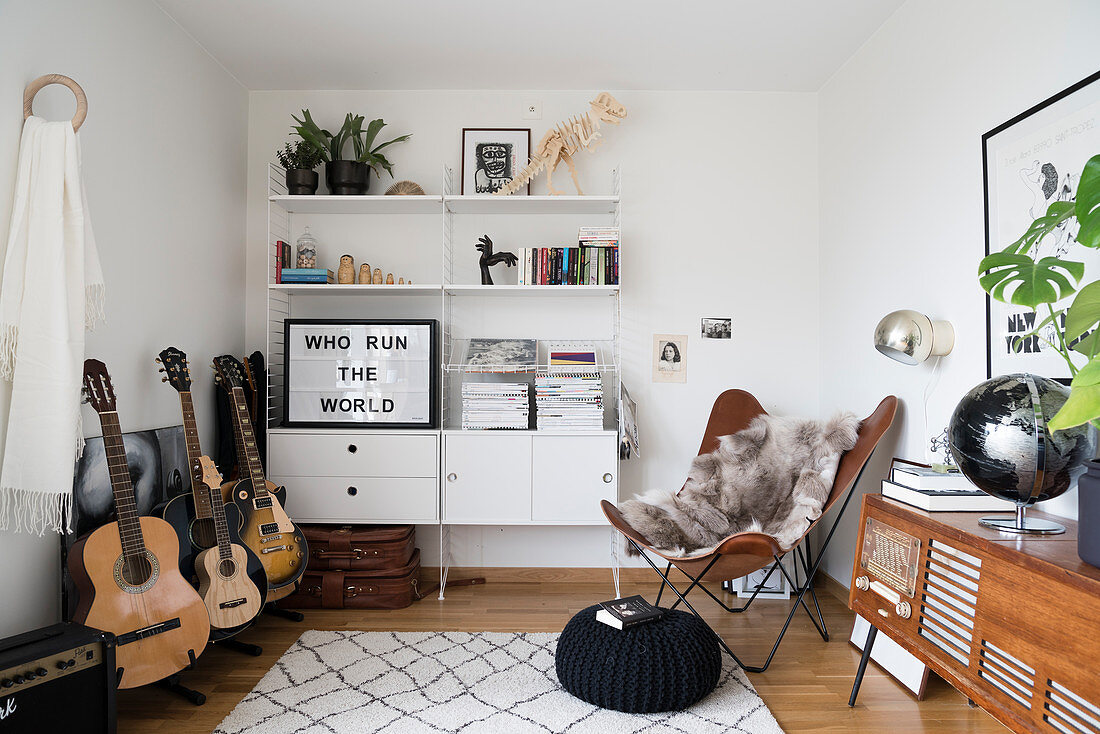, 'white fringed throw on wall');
0,116,104,535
